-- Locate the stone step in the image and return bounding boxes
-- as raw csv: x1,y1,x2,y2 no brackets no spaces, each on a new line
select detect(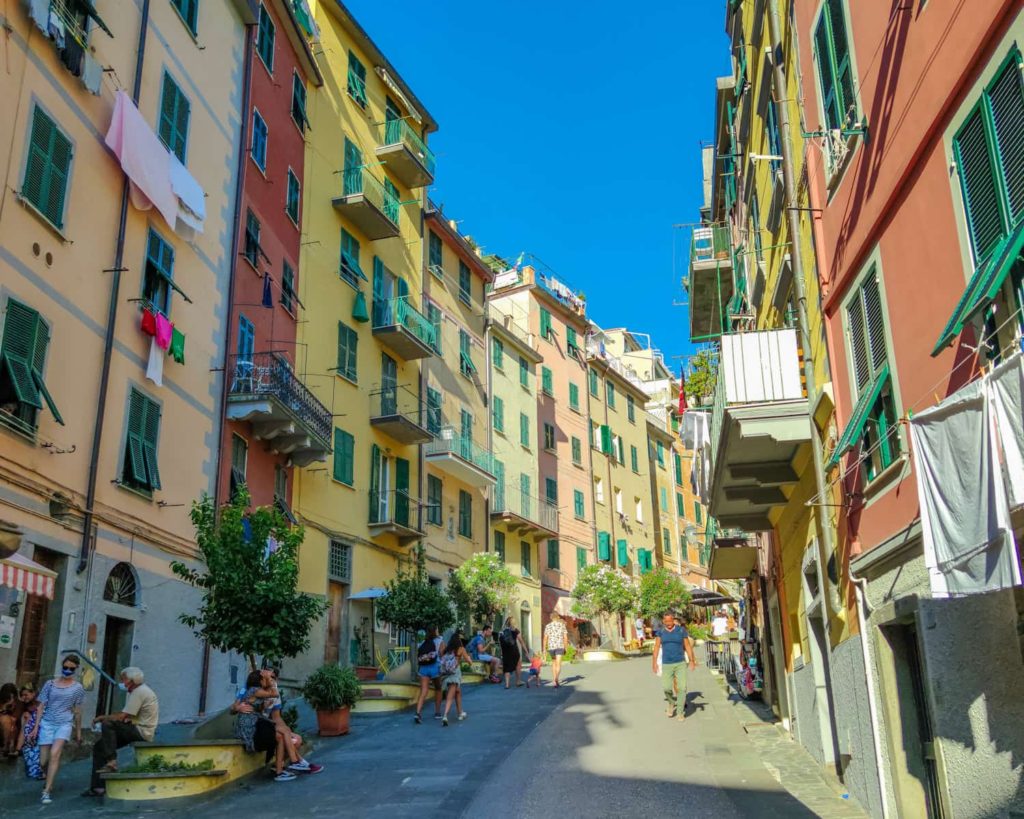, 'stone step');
102,768,229,811
353,695,415,713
